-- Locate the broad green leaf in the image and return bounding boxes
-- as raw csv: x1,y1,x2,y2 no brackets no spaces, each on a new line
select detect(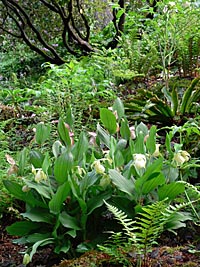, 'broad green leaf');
113,97,125,120
25,180,51,199
58,118,71,146
29,150,44,168
22,208,54,223
18,147,28,176
87,189,112,215
97,124,111,148
59,212,81,230
109,169,135,197
6,221,41,236
35,123,51,145
72,132,88,162
134,131,146,154
54,151,73,183
42,152,51,173
141,173,165,194
3,180,46,208
54,240,70,254
114,150,124,167
100,108,117,134
27,233,52,243
135,158,163,193
49,181,71,214
158,182,185,201
146,125,157,154
120,118,131,140
65,106,74,128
